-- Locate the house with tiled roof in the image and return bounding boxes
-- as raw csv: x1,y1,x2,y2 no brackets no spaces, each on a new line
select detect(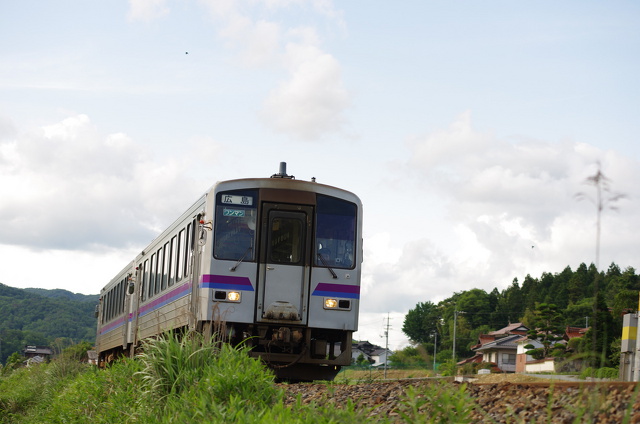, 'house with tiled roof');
470,323,529,350
23,345,53,365
564,326,589,341
488,322,529,336
474,334,524,372
350,341,390,365
370,347,393,367
470,323,529,373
